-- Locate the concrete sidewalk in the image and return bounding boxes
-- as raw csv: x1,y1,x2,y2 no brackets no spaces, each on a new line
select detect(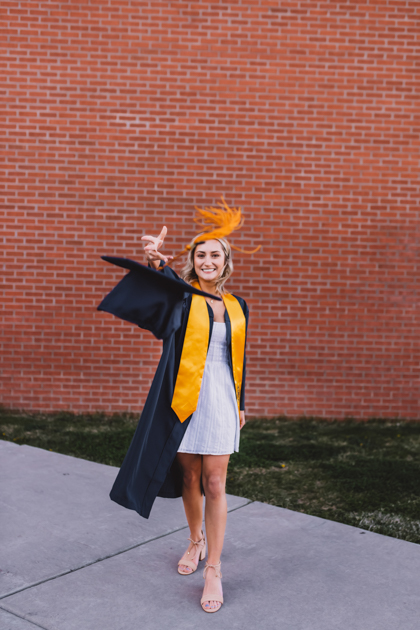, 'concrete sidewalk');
0,440,419,630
